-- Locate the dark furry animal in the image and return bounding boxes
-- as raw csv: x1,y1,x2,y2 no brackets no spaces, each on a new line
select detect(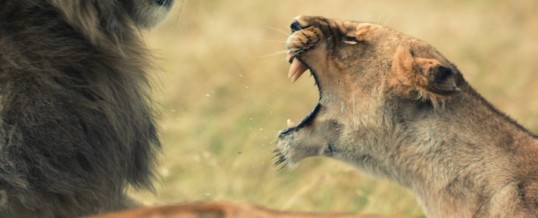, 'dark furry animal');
0,0,173,217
